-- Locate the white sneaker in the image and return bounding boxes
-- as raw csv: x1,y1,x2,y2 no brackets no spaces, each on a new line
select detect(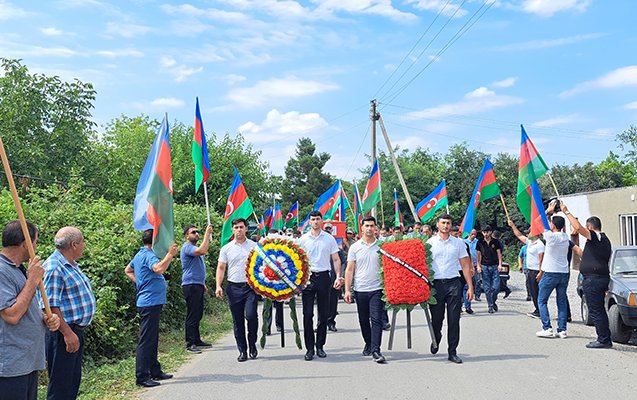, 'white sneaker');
556,331,567,339
536,328,555,338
